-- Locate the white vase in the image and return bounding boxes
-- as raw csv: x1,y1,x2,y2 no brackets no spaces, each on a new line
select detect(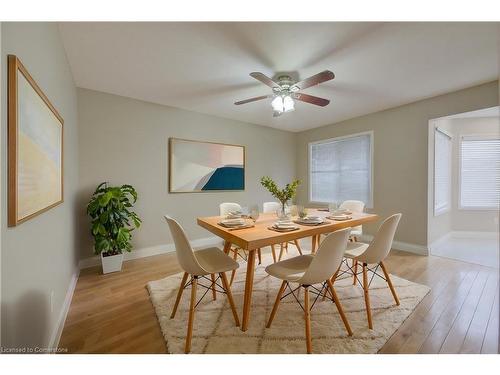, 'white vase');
101,252,124,274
